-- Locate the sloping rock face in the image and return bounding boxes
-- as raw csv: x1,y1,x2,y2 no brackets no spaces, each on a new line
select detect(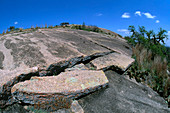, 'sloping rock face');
78,70,170,113
11,70,108,111
0,28,131,71
0,28,131,108
0,28,169,112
